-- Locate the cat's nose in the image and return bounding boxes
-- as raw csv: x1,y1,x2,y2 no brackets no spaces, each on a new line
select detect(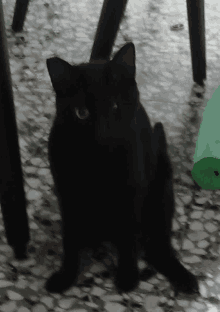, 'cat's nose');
98,116,110,140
